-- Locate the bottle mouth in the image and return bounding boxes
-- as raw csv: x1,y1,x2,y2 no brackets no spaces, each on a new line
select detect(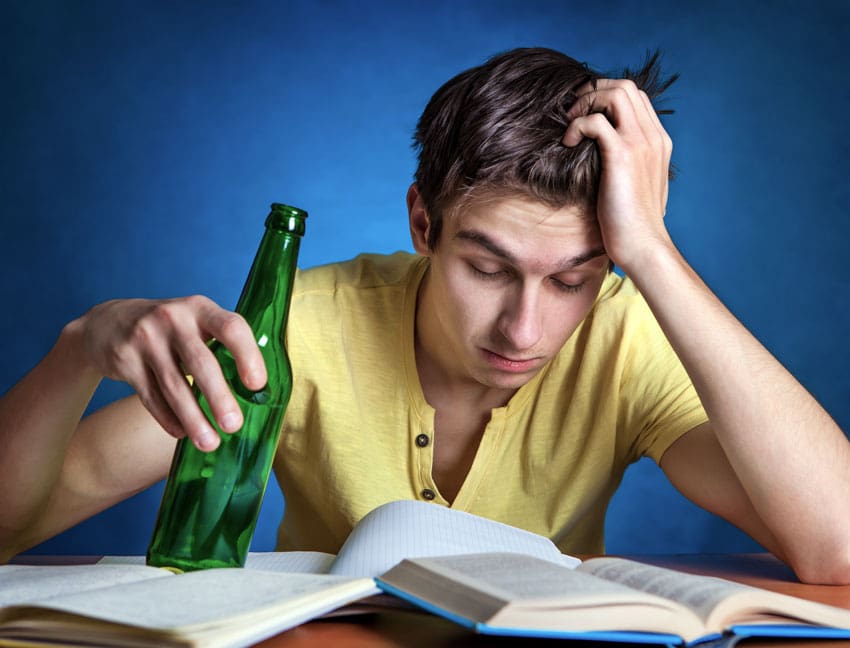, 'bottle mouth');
266,203,307,234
